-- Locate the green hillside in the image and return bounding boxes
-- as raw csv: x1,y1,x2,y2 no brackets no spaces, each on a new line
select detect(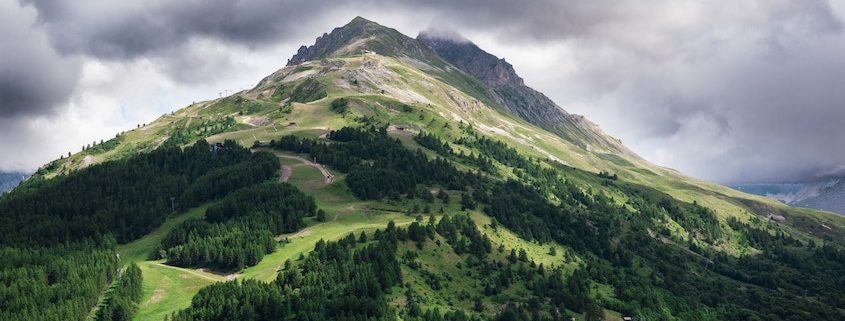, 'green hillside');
2,16,843,321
